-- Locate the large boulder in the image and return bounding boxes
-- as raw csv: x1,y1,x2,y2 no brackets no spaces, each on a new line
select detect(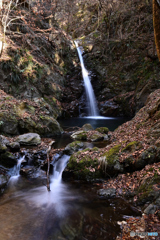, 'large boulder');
16,133,41,145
